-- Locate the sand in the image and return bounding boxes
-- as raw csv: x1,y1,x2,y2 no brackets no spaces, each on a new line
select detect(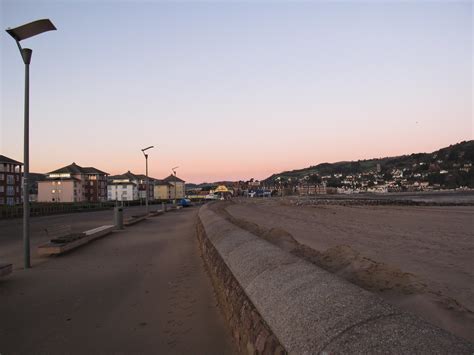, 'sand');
217,198,474,342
